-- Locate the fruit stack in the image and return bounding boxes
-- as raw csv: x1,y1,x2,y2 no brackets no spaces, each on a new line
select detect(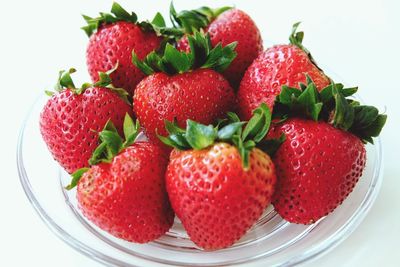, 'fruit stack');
39,3,386,250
